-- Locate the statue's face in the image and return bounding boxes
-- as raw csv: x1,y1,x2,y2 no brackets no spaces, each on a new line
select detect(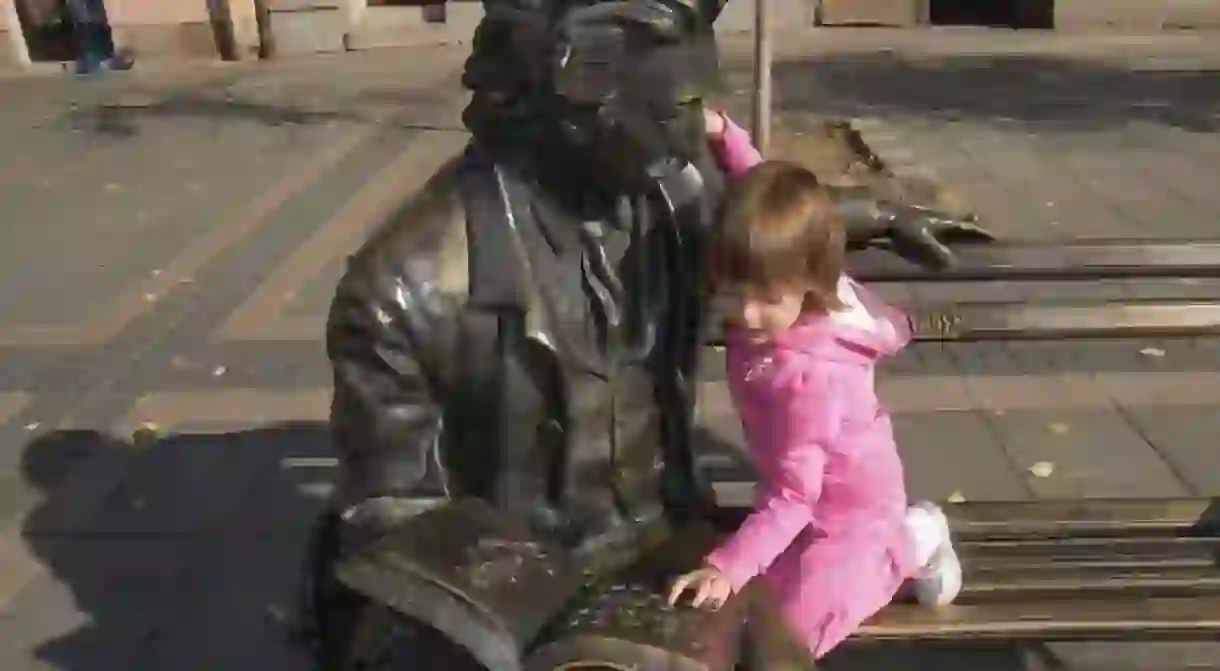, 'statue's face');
552,97,706,190
460,0,719,189
547,0,719,188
